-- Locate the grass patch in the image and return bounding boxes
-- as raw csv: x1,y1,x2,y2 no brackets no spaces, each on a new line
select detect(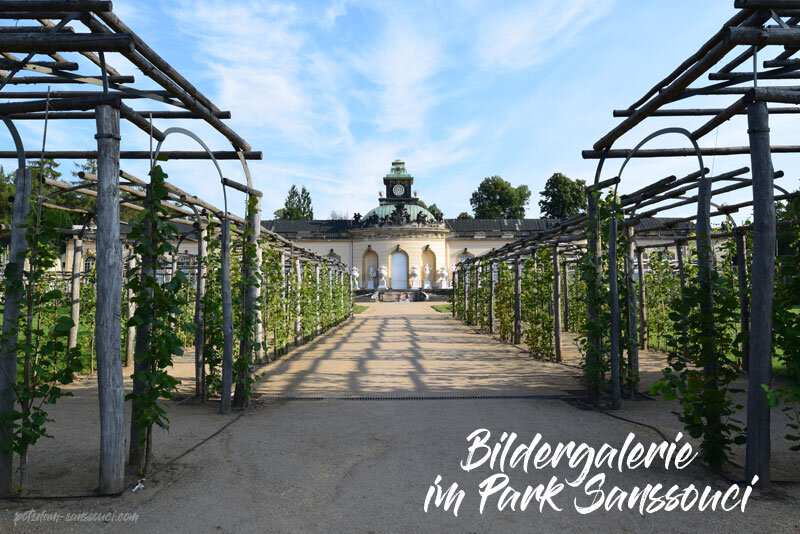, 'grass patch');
353,304,369,314
431,304,452,313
